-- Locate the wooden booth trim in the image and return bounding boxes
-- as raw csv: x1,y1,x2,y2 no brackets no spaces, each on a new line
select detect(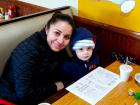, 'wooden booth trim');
0,6,70,26
74,16,140,40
